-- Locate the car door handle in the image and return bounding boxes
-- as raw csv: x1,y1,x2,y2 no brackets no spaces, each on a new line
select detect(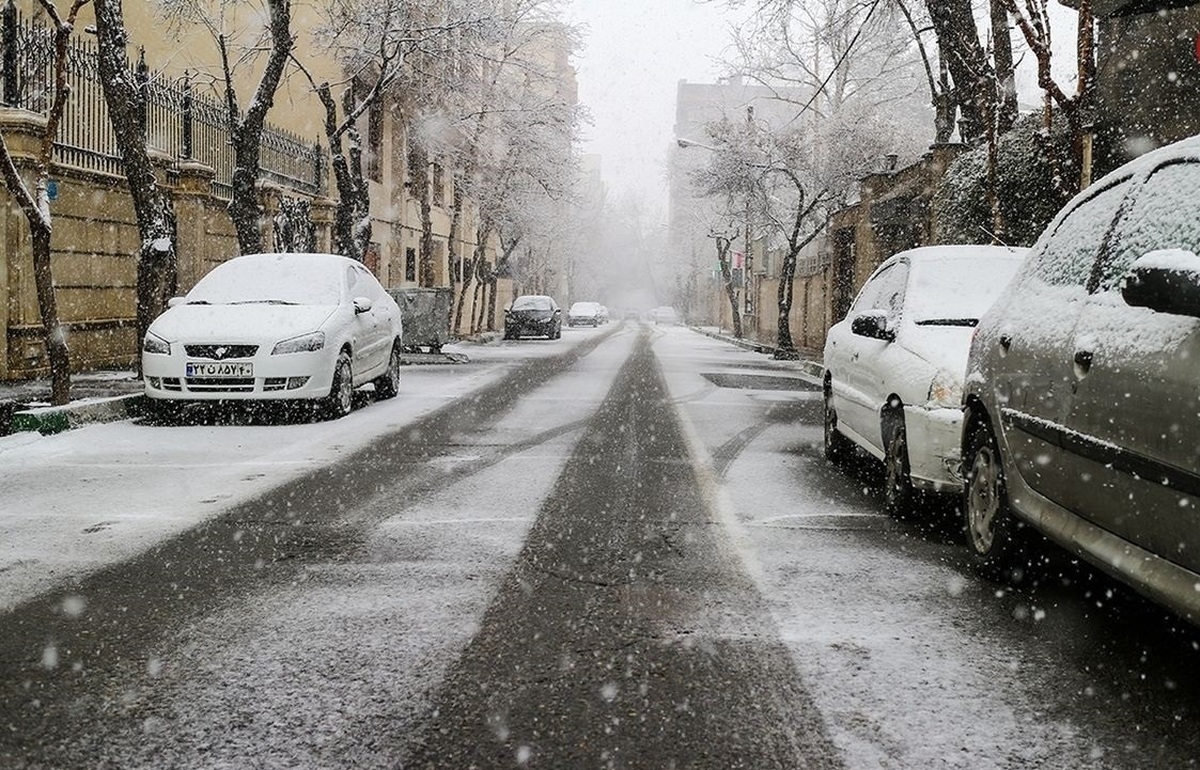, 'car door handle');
999,334,1012,351
1074,349,1093,373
